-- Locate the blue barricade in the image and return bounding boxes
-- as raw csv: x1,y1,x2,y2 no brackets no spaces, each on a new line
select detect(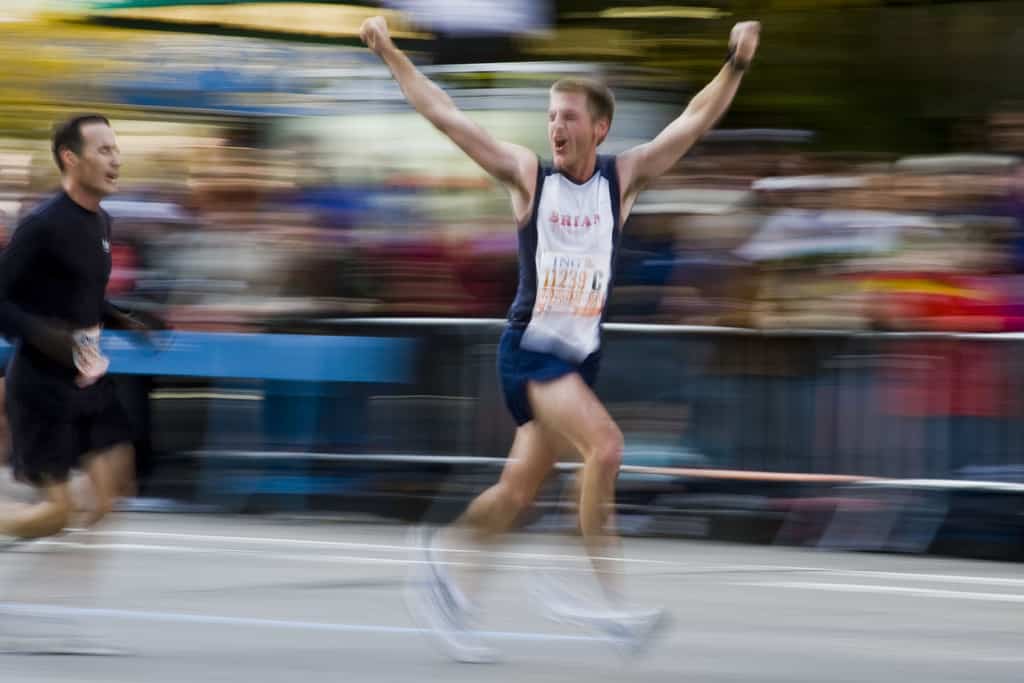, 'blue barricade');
0,331,416,383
